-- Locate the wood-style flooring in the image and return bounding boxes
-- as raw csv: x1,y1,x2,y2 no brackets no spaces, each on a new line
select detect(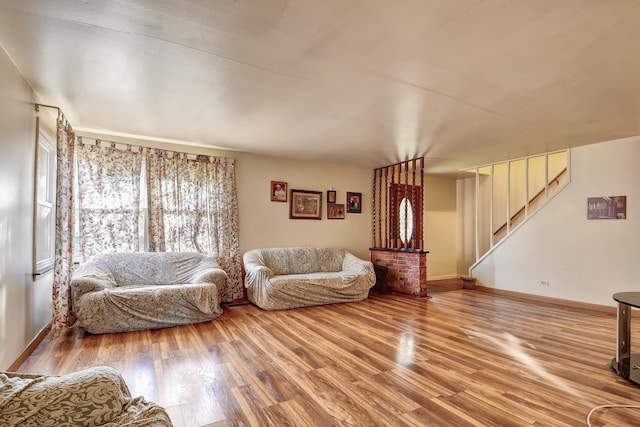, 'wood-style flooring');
18,290,640,426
